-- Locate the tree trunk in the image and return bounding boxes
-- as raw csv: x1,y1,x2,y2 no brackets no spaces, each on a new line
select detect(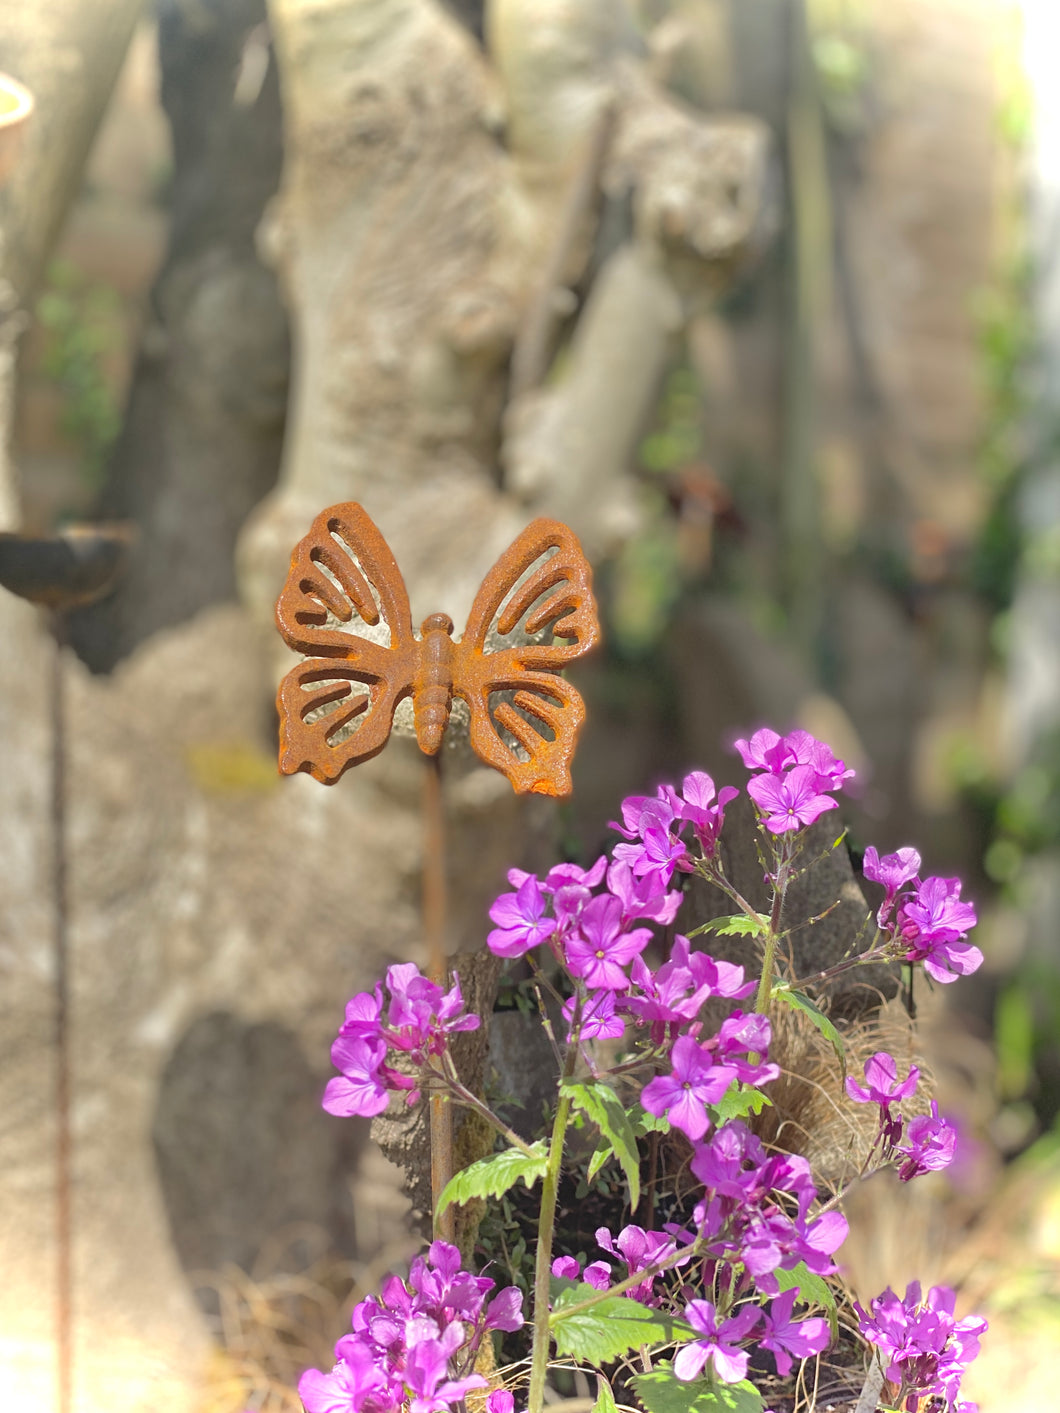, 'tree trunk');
70,0,289,669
